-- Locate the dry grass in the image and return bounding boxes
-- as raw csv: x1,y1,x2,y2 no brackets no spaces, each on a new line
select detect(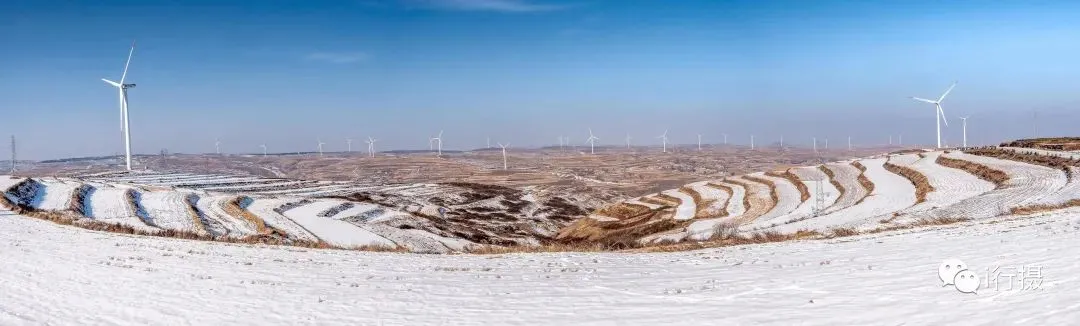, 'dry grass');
767,170,809,202
883,161,934,204
678,186,711,218
826,227,858,238
1002,137,1080,151
595,203,653,220
852,162,875,203
556,208,689,250
653,193,681,205
1009,199,1080,215
703,182,732,217
817,165,846,201
223,196,273,234
965,148,1076,181
742,175,779,214
936,155,1008,187
638,197,672,207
